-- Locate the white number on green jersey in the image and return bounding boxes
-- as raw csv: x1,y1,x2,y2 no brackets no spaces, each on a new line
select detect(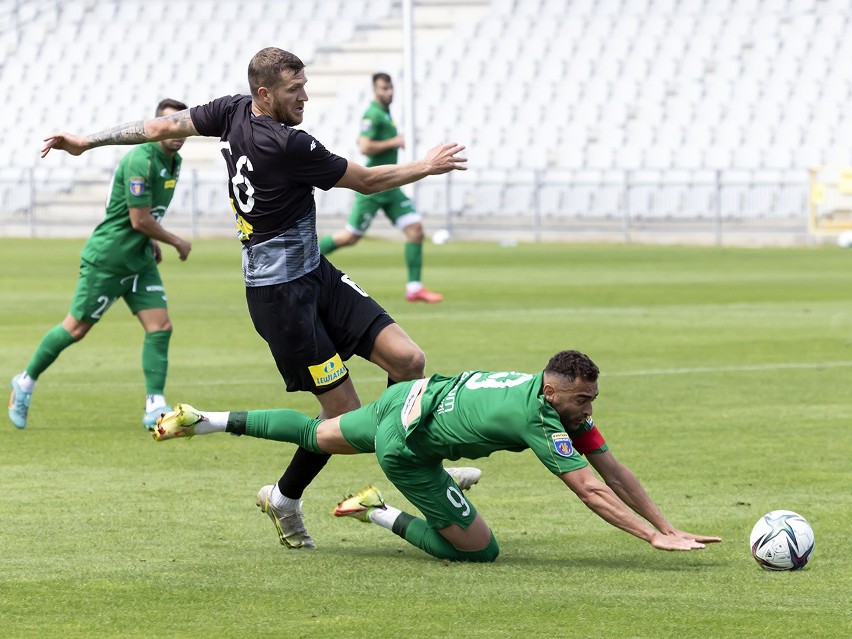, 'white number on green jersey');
90,295,117,319
465,372,533,390
446,485,470,517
